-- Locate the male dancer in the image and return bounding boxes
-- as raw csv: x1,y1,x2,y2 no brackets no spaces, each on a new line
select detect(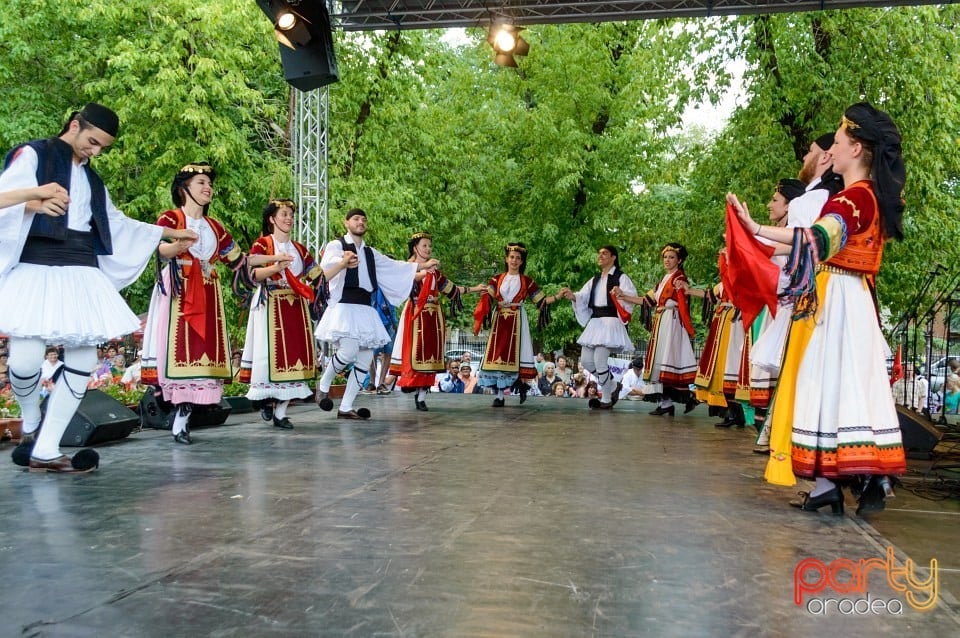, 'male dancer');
314,208,436,419
0,103,196,471
559,246,637,409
